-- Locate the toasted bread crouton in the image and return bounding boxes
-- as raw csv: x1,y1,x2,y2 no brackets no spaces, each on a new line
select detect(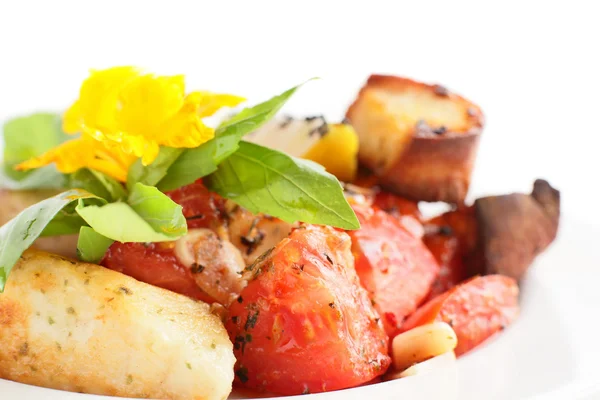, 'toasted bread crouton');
475,179,560,281
346,75,484,204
